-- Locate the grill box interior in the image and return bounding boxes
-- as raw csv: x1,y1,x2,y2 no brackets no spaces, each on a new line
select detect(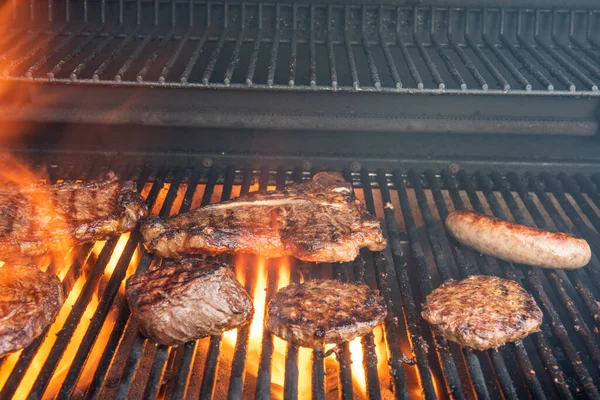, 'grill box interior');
1,0,600,399
0,0,600,134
